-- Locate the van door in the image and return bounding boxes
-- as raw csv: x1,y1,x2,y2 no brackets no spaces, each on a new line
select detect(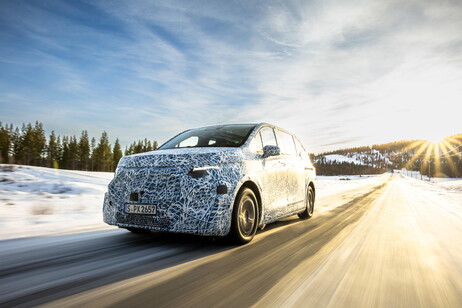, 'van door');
275,129,305,213
258,127,289,223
